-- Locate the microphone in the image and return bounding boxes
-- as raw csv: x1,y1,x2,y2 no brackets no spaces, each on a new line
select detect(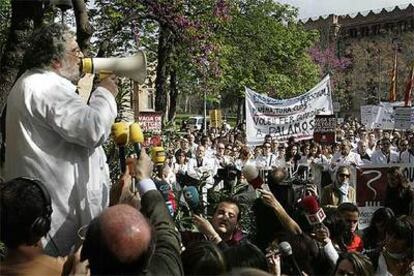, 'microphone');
151,146,166,166
155,179,176,216
111,122,129,173
279,241,302,276
129,122,144,157
183,186,201,214
242,164,263,189
299,196,326,225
